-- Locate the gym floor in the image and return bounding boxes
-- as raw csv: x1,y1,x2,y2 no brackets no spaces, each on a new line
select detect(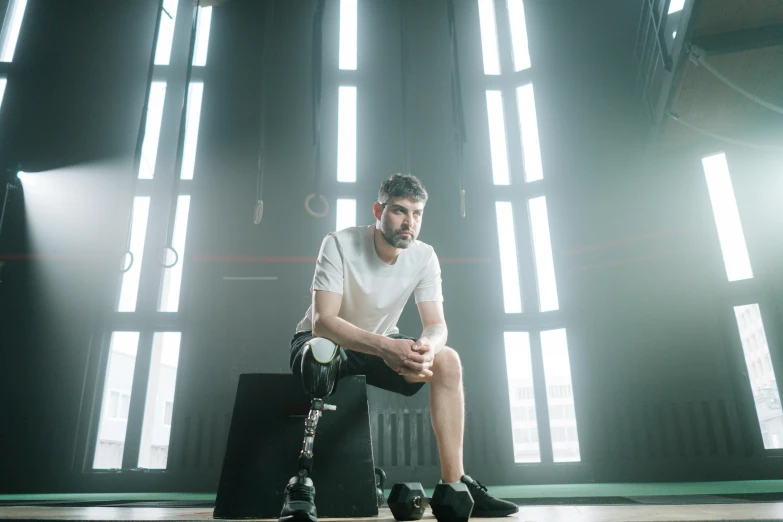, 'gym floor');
3,481,783,521
0,504,782,521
